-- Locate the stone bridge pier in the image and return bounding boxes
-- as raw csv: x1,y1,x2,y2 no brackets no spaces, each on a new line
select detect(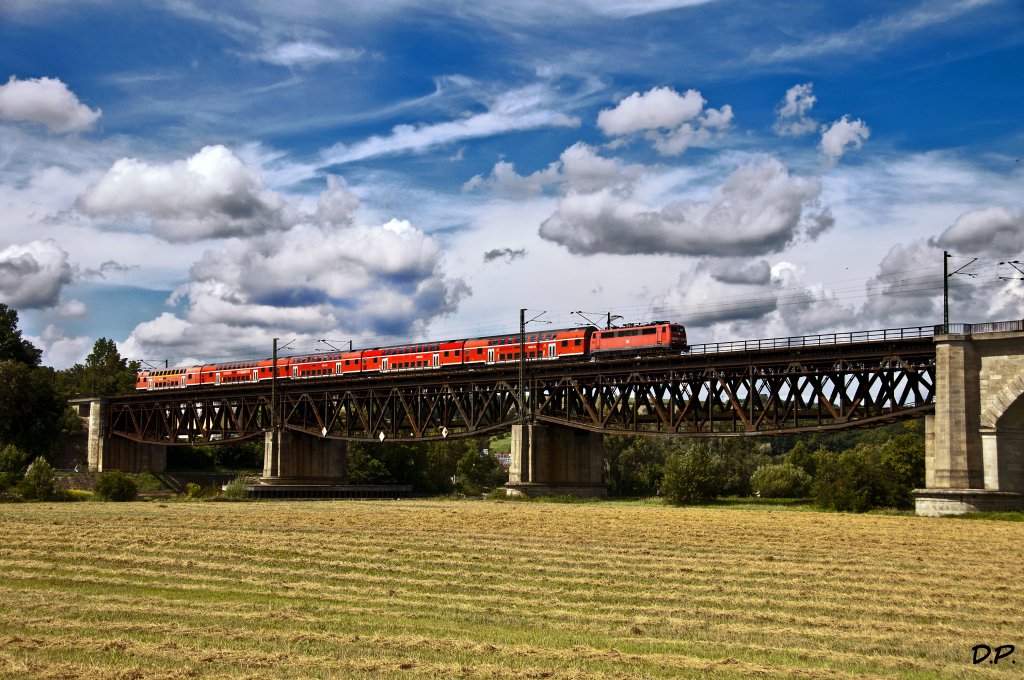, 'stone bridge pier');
261,429,348,486
506,423,606,497
916,326,1024,515
76,398,167,472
